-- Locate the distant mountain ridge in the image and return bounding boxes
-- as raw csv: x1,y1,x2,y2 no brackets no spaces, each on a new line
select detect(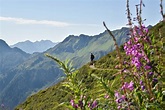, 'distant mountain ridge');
0,39,11,52
0,39,30,99
0,39,30,73
11,40,58,54
0,27,130,109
